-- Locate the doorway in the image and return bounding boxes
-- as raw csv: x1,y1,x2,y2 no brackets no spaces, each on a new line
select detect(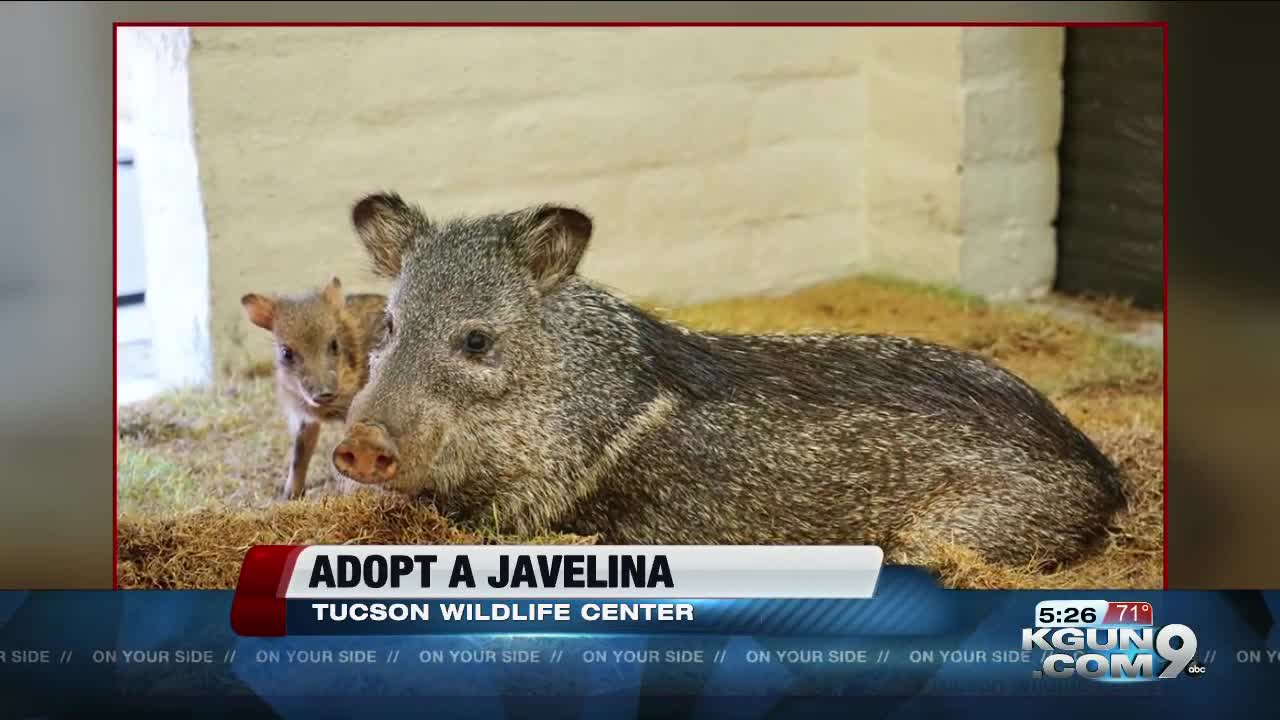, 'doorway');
1054,26,1165,310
